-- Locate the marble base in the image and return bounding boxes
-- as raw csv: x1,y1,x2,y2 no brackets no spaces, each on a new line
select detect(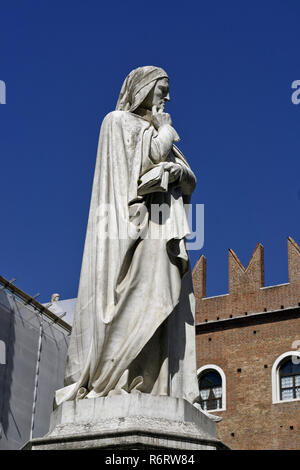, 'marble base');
23,394,228,450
